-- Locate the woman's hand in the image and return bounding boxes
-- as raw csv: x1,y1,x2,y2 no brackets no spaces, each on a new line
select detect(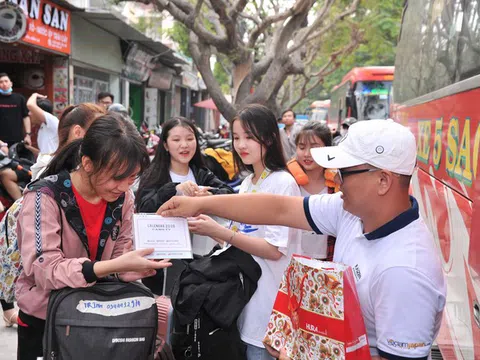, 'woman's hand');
265,344,291,360
116,241,169,282
187,214,228,240
176,181,200,196
194,186,213,197
111,242,171,274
